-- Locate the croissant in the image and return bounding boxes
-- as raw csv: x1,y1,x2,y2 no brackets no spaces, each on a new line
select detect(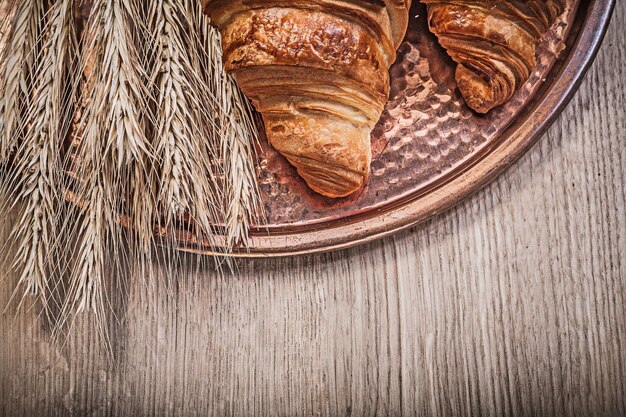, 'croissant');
203,0,411,198
424,0,565,114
